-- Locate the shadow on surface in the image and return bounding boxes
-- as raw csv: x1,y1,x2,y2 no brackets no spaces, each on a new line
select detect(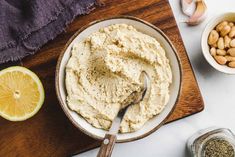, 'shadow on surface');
192,51,217,78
